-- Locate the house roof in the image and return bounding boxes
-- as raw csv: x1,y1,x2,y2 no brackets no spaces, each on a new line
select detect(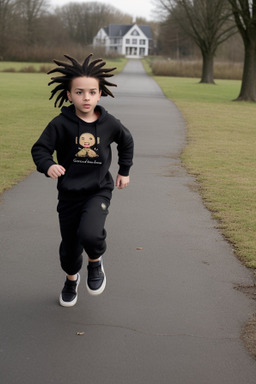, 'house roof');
103,24,152,39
